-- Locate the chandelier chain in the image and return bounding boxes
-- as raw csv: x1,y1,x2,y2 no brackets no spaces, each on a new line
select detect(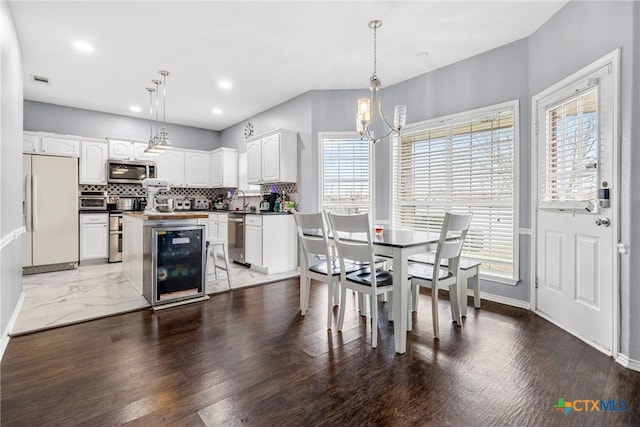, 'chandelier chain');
373,24,377,78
